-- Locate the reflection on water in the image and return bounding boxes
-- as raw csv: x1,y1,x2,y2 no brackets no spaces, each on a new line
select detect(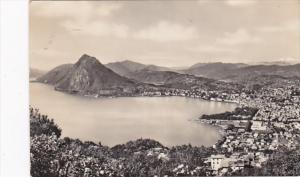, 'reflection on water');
30,83,236,147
